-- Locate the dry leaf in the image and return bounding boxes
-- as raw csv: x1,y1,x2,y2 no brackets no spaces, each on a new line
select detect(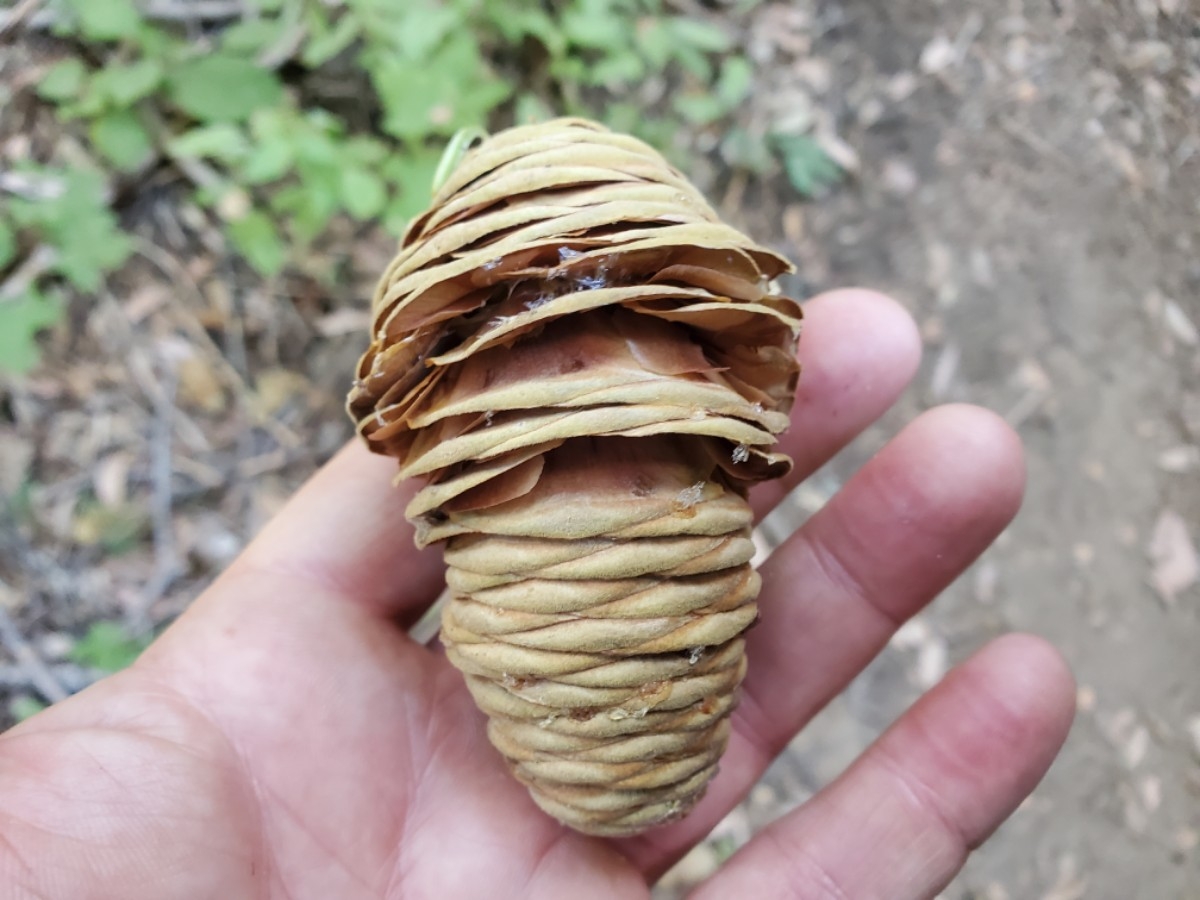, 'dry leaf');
252,368,310,419
1147,509,1199,604
314,307,372,338
177,353,227,414
1157,445,1200,473
1162,299,1199,346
